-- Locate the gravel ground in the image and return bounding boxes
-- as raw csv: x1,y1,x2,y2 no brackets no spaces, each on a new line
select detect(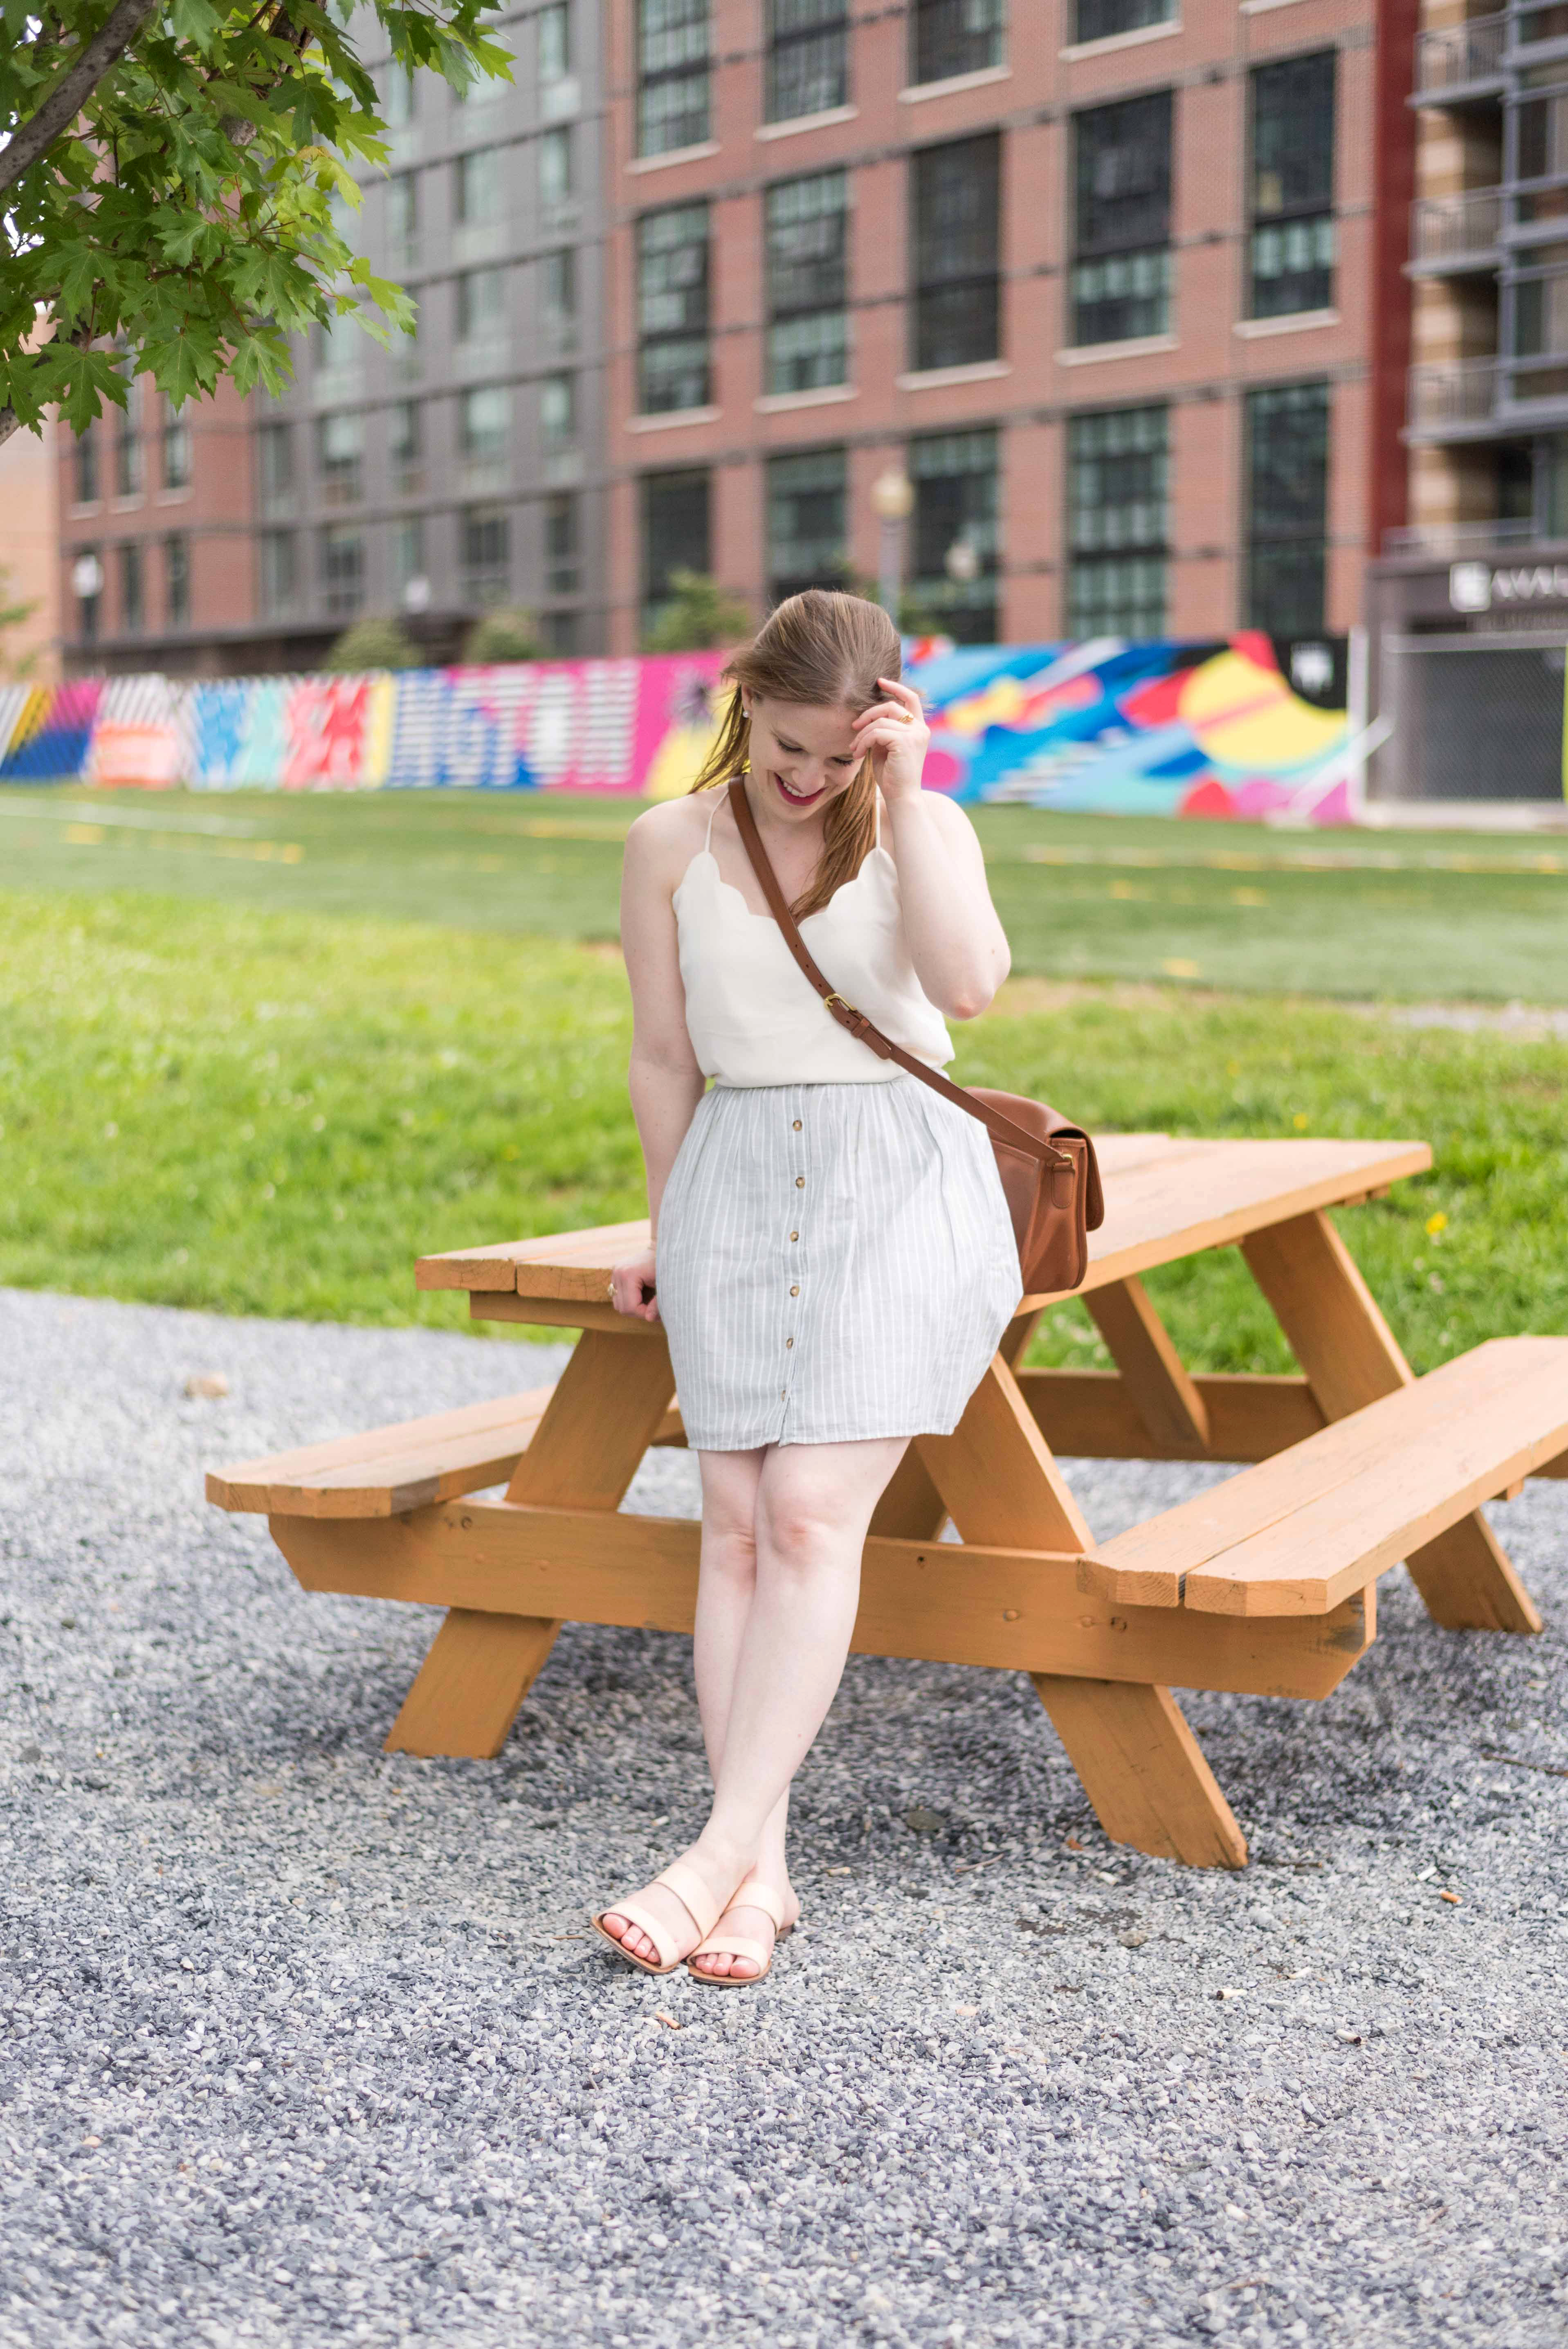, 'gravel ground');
2,1285,1566,2349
